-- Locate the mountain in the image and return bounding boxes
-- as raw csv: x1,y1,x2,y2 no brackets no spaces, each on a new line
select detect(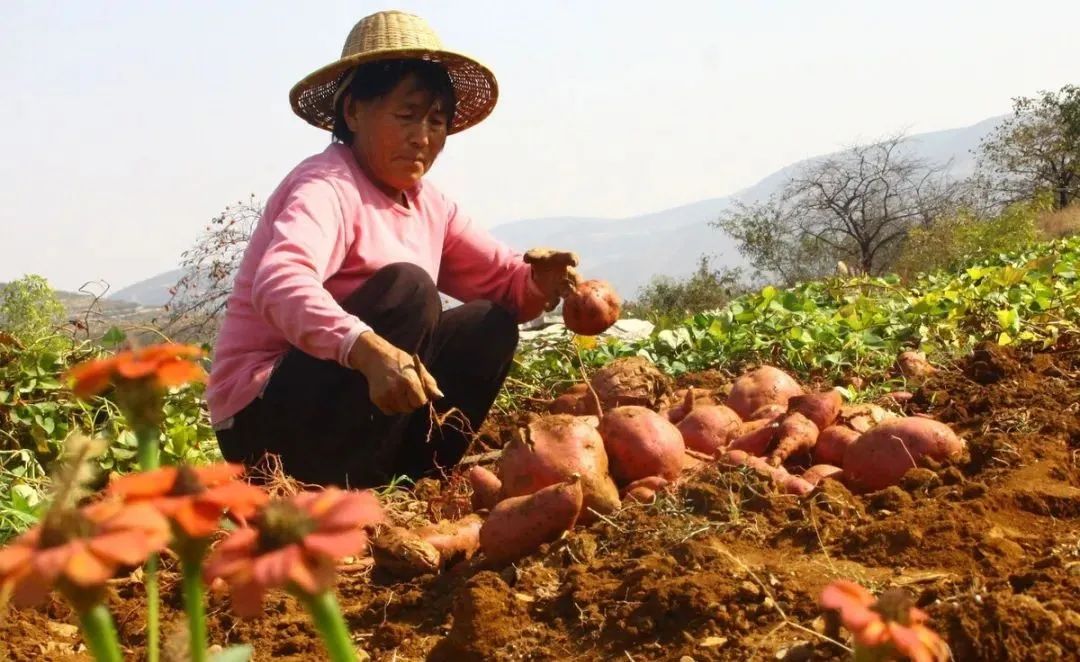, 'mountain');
108,116,1002,306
